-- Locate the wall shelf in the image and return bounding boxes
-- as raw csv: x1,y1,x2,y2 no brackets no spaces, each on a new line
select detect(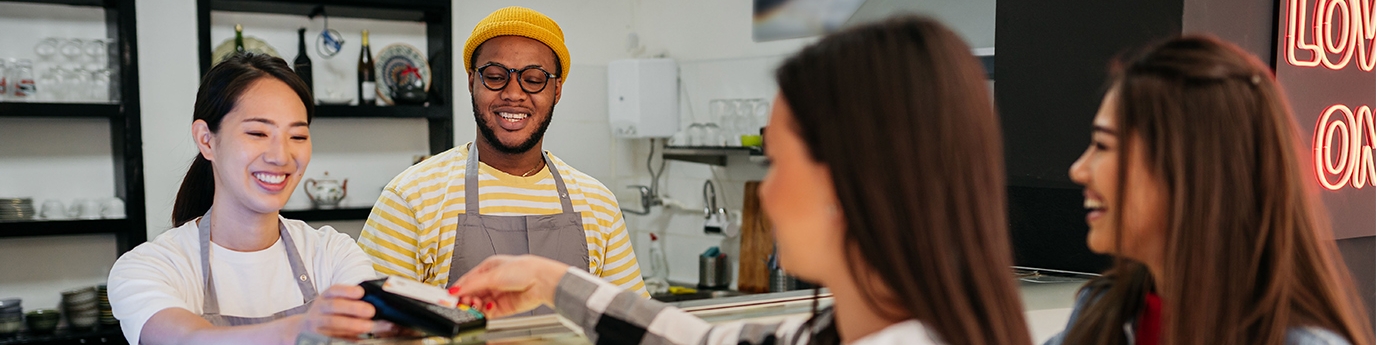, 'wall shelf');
314,104,450,119
207,0,439,21
663,146,763,166
0,103,122,118
0,0,107,7
280,207,371,222
0,325,125,345
0,219,130,239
